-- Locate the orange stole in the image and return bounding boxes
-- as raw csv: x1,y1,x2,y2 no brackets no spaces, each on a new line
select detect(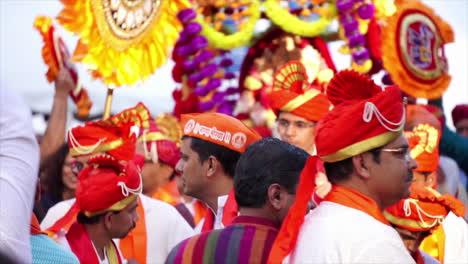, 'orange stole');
420,224,446,263
120,196,147,264
324,185,390,225
31,213,47,235
152,180,181,206
193,200,206,226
